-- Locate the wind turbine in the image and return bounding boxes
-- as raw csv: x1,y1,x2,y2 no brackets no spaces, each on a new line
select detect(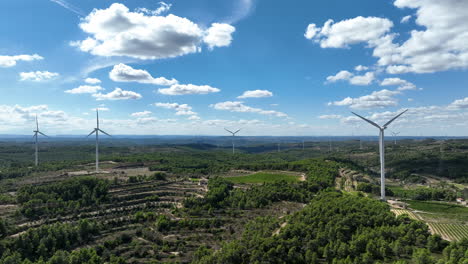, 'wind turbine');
87,109,111,172
351,109,408,201
391,131,400,145
224,128,240,154
32,115,48,166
